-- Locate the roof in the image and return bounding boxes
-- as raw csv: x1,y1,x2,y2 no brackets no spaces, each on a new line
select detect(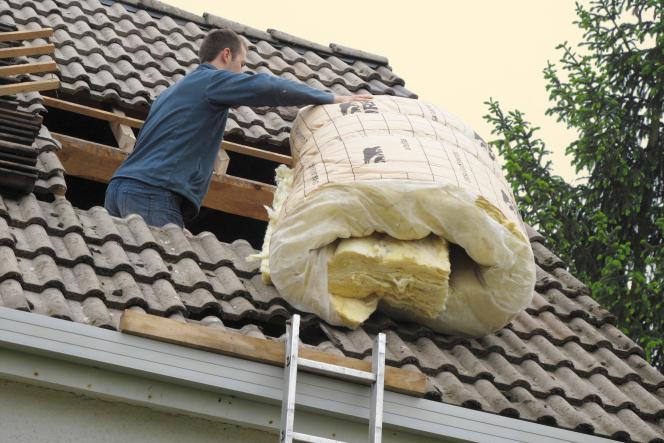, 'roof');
1,192,663,442
0,0,416,148
0,1,662,442
0,96,66,198
0,21,65,196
